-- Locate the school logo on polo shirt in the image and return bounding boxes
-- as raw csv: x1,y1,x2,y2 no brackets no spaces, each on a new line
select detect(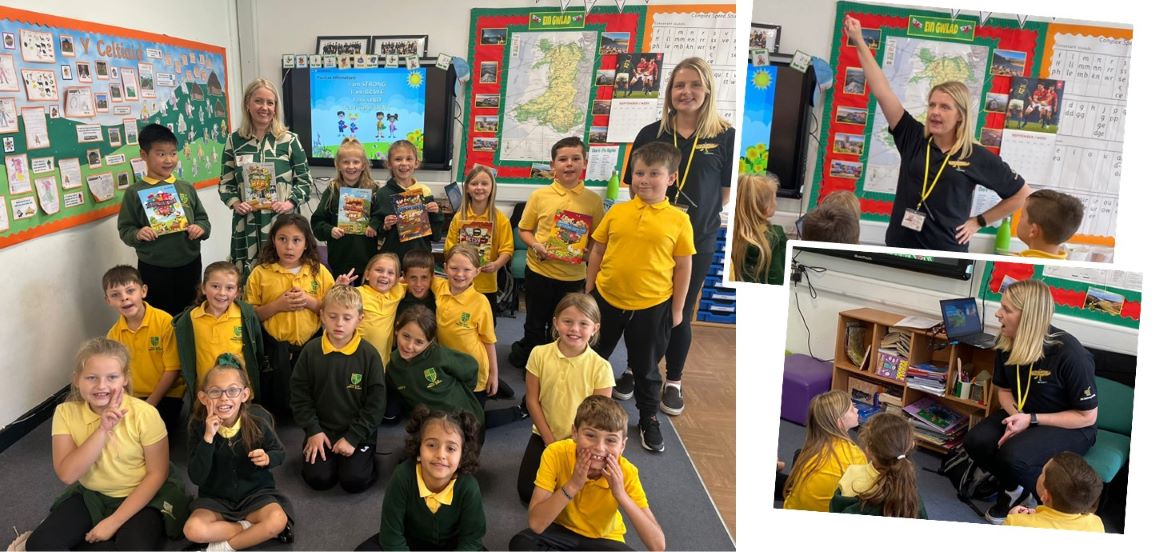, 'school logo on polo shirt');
424,367,441,388
179,192,191,207
149,336,162,352
1033,369,1051,383
348,373,363,390
232,325,243,343
696,143,718,154
310,280,320,294
458,312,471,328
